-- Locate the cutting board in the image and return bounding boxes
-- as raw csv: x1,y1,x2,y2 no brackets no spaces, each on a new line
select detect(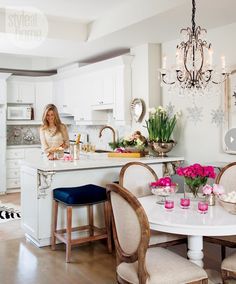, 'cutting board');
108,152,145,158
